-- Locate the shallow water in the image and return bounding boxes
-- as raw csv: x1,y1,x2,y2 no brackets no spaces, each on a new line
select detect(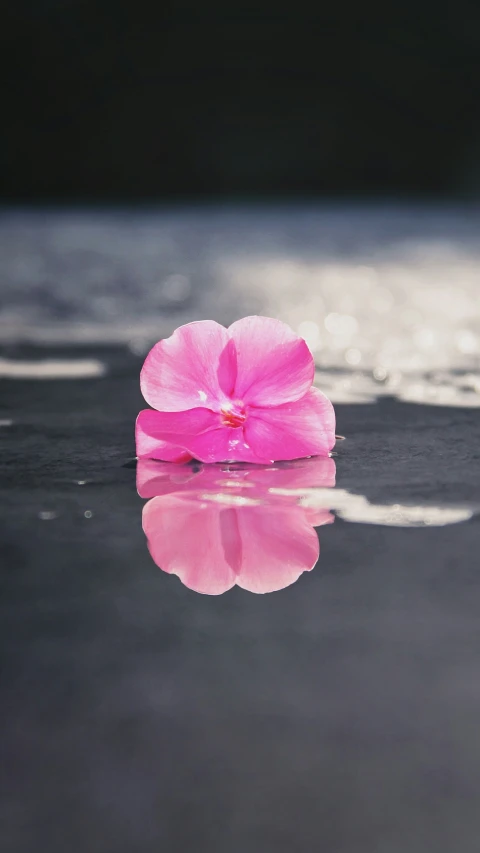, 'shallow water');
1,207,480,852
